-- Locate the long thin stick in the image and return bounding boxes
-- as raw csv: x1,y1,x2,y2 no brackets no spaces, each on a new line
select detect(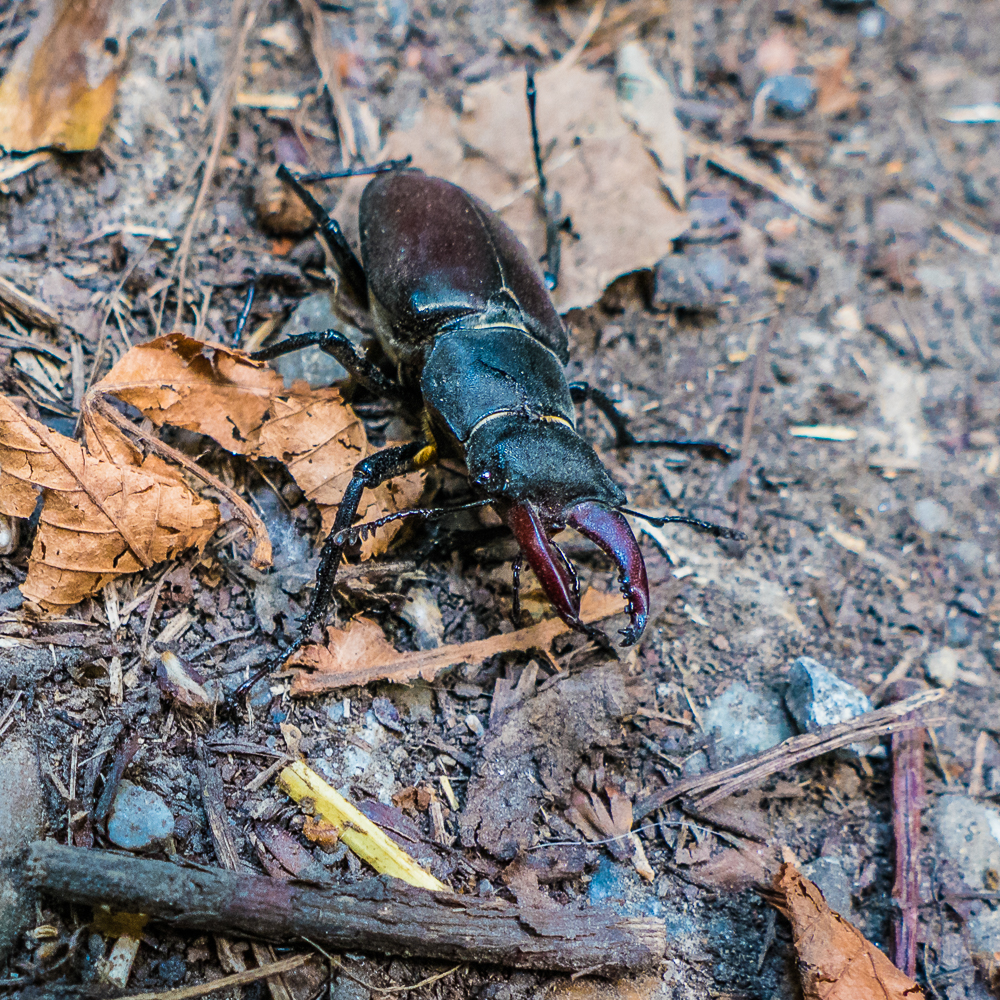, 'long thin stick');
123,954,311,1000
170,0,258,333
